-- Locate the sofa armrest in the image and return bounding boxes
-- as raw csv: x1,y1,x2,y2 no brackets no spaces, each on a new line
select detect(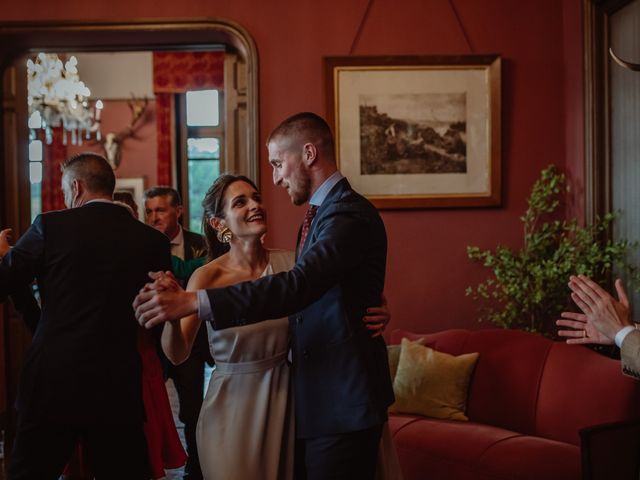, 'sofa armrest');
580,420,640,480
